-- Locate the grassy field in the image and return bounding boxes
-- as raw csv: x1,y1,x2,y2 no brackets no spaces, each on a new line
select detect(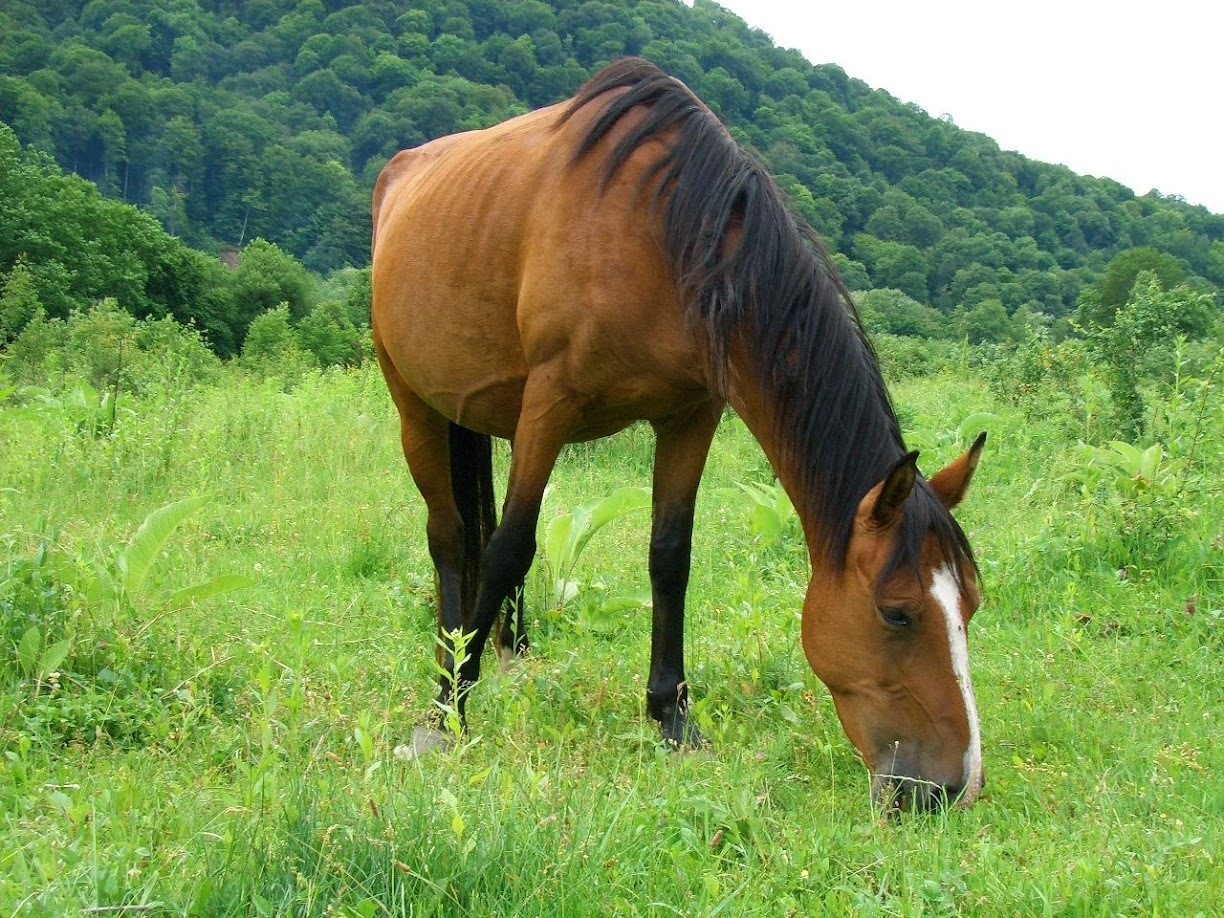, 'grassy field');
1,357,1220,916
